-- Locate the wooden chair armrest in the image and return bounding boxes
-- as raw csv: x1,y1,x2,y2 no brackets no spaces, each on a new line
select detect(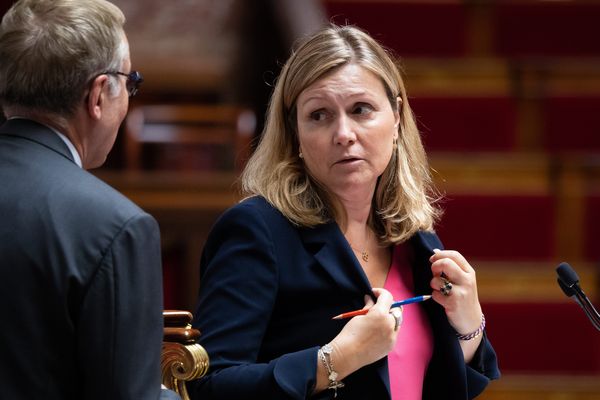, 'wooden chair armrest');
163,310,193,327
163,327,200,344
162,310,209,400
